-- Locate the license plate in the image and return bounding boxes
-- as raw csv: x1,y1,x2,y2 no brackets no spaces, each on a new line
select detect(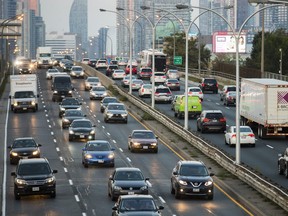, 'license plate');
192,106,197,109
23,108,27,110
143,146,148,149
241,136,246,139
80,135,85,138
98,160,104,163
22,156,28,159
193,188,200,192
32,187,39,191
128,191,134,195
212,120,218,122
